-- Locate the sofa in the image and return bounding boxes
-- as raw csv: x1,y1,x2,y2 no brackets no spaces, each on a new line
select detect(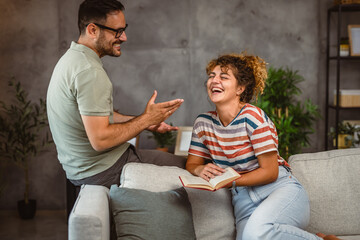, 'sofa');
68,148,360,240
